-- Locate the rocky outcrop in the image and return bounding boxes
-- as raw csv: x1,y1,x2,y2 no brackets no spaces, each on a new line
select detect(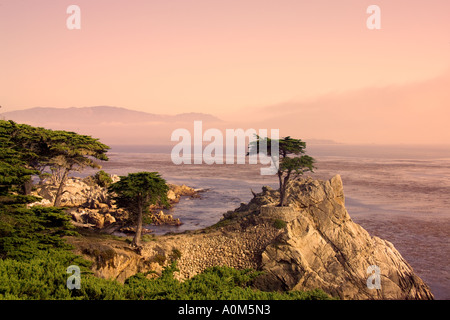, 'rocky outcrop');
68,237,163,283
151,210,182,226
30,177,114,208
68,207,117,229
166,184,201,204
249,175,434,300
68,174,434,300
30,176,199,230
